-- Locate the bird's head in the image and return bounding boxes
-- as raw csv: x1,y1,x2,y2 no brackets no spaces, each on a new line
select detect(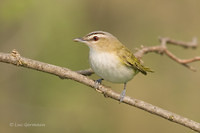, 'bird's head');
74,31,122,52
